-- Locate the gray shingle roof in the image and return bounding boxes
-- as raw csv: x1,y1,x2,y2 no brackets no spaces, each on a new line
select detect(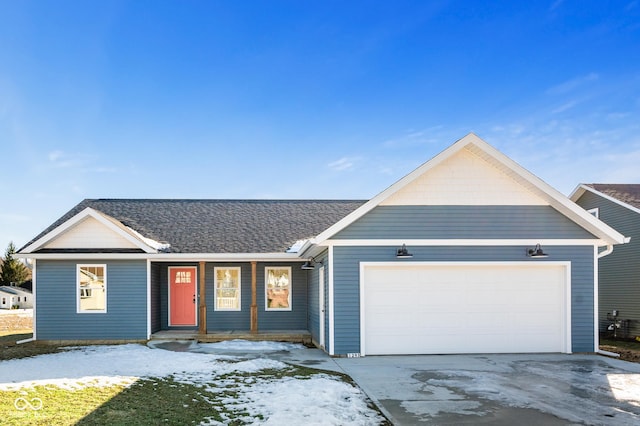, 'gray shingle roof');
24,199,366,254
586,184,640,210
